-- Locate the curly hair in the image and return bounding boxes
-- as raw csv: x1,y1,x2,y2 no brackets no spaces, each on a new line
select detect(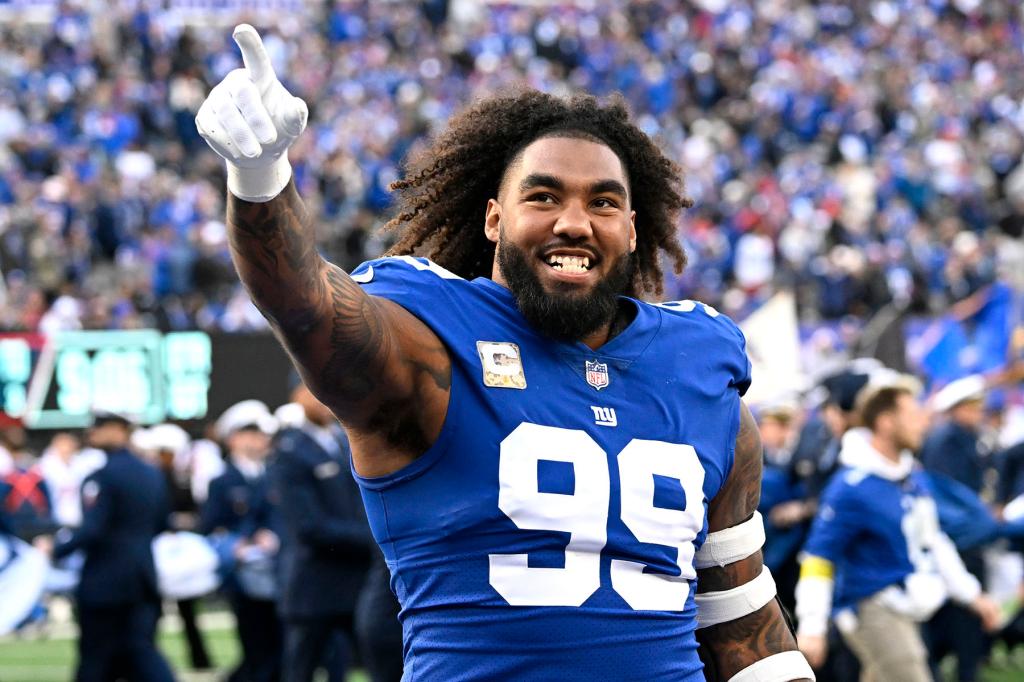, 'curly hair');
385,89,691,298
